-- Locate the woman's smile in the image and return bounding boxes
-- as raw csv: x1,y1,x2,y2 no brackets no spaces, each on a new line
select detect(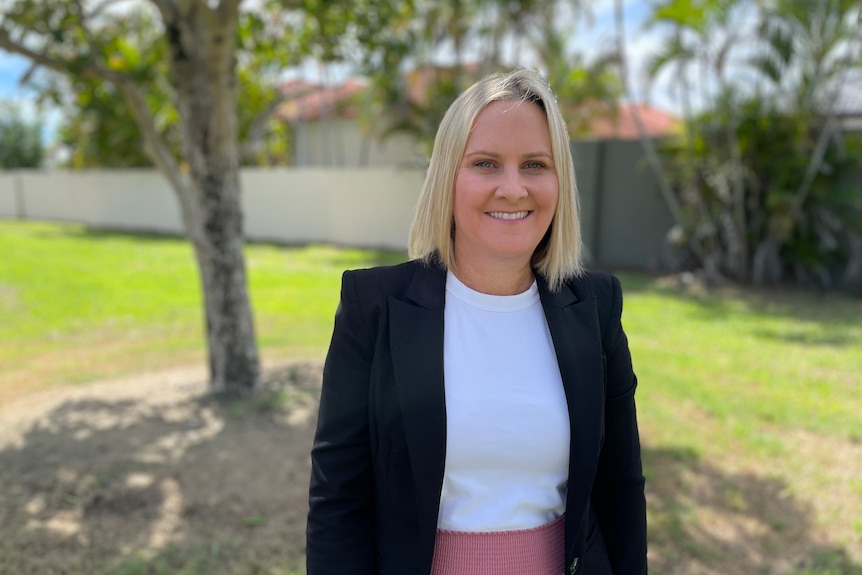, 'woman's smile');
486,210,531,221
